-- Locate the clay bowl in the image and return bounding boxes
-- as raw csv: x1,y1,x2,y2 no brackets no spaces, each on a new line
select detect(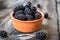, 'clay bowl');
11,10,44,33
